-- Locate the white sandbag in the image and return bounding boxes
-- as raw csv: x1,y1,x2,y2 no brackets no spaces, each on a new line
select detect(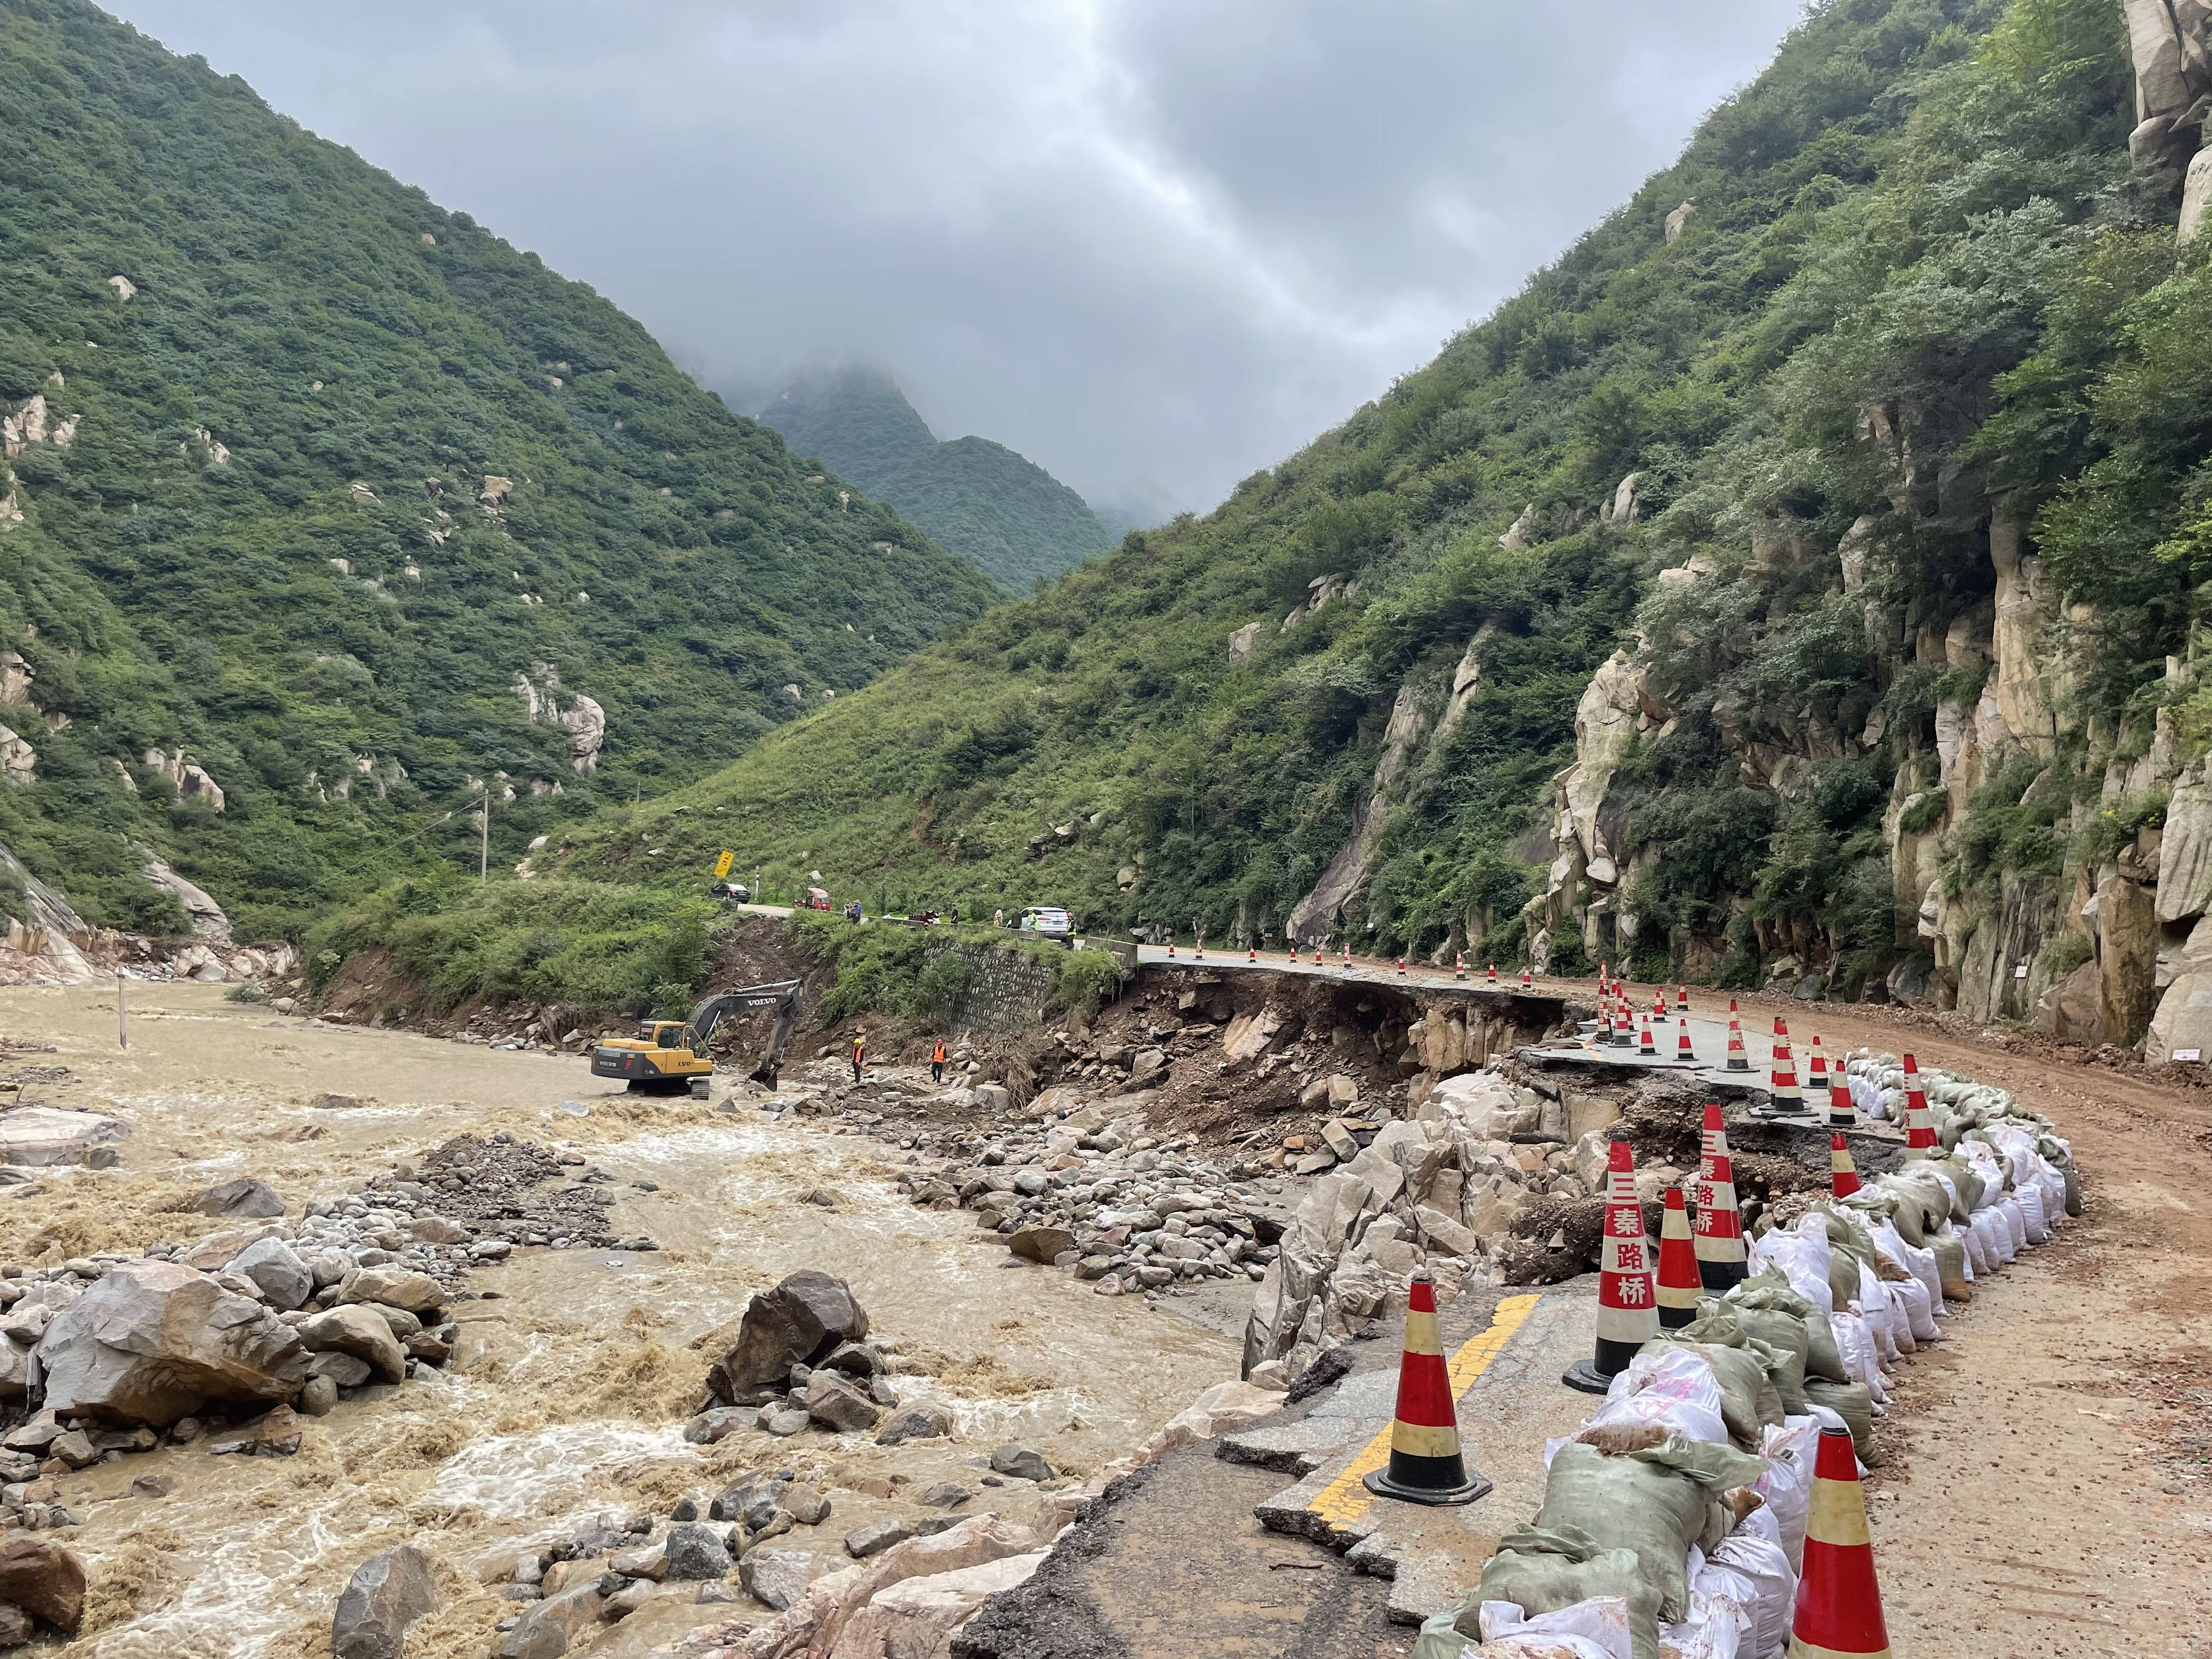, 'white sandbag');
1592,1346,1733,1448
1750,1219,1835,1317
1868,1219,1943,1321
1961,1212,1997,1274
1698,1506,1796,1659
1476,1595,1636,1659
1997,1195,2028,1255
1752,1417,1819,1571
1829,1311,1887,1403
1886,1272,1938,1344
1664,1587,1748,1659
2015,1180,2049,1245
1854,1262,1908,1361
